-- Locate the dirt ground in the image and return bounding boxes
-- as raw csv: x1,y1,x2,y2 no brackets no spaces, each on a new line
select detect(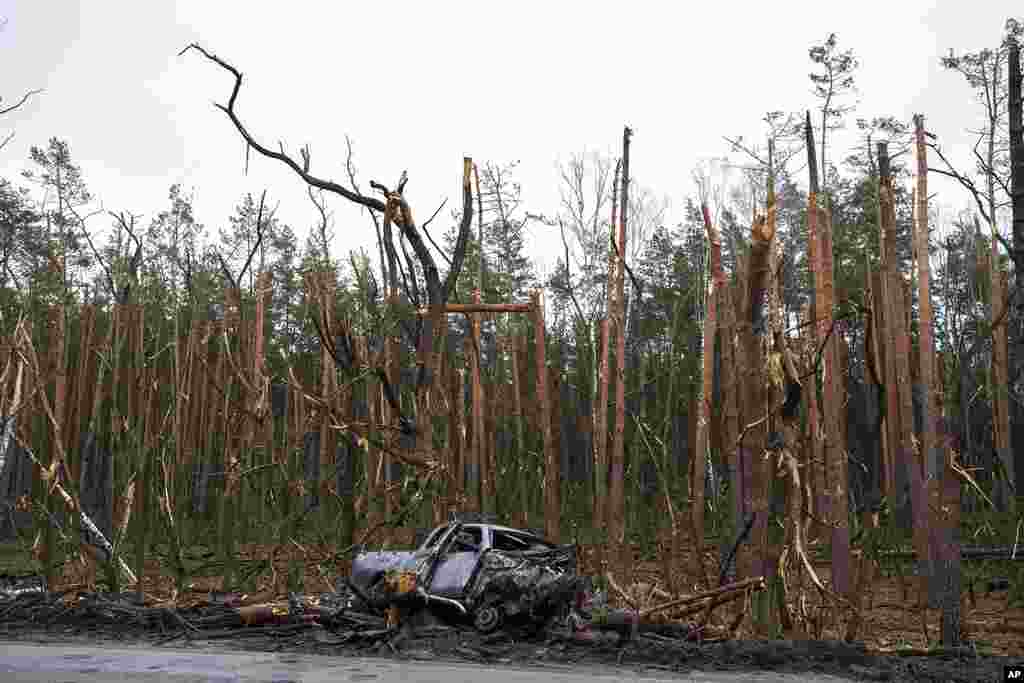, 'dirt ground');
2,537,1021,683
0,606,1015,682
598,544,1024,659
